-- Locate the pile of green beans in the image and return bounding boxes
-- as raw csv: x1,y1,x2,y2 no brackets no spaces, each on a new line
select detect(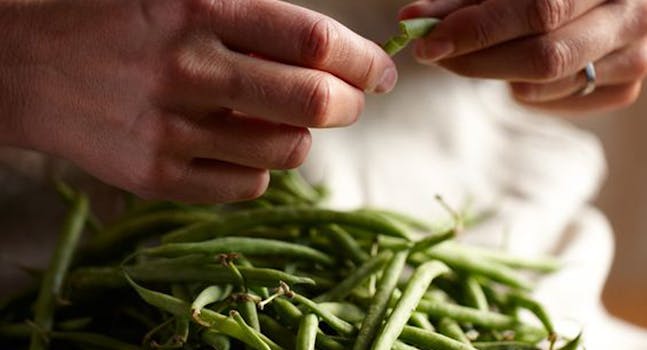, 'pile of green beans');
0,170,581,350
